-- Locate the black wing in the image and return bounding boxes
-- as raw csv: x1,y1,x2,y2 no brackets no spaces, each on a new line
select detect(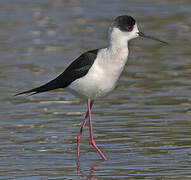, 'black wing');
15,49,99,96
